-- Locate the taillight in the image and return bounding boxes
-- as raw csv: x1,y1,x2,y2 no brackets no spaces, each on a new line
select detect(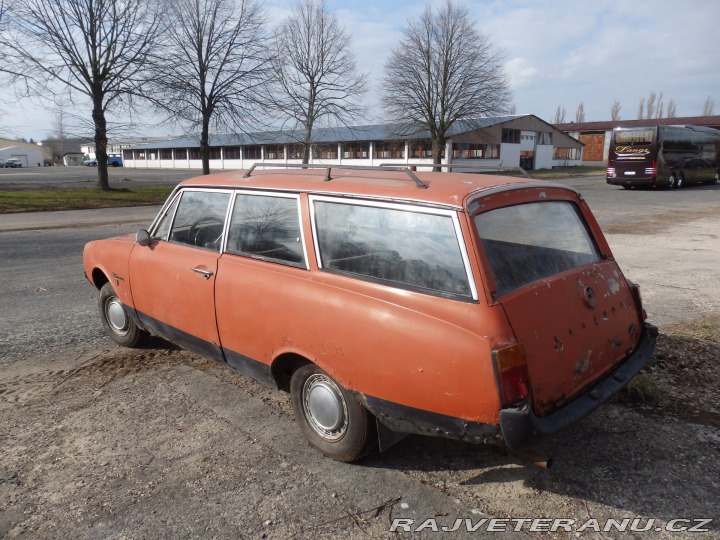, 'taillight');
645,161,657,179
493,344,529,407
606,163,615,178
